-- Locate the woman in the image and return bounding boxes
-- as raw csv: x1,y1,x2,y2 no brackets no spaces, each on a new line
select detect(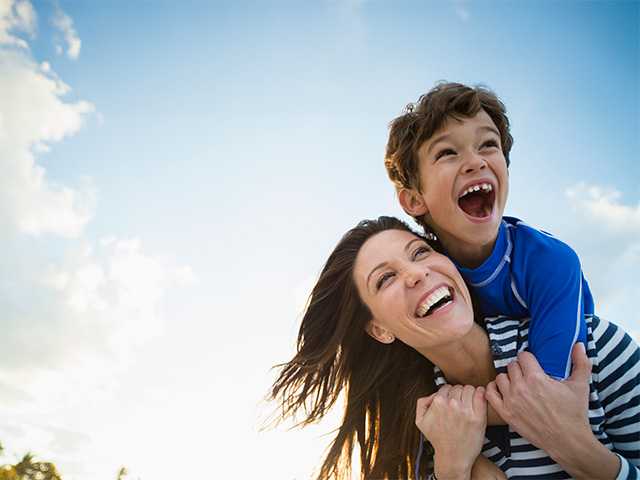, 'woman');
270,217,639,479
